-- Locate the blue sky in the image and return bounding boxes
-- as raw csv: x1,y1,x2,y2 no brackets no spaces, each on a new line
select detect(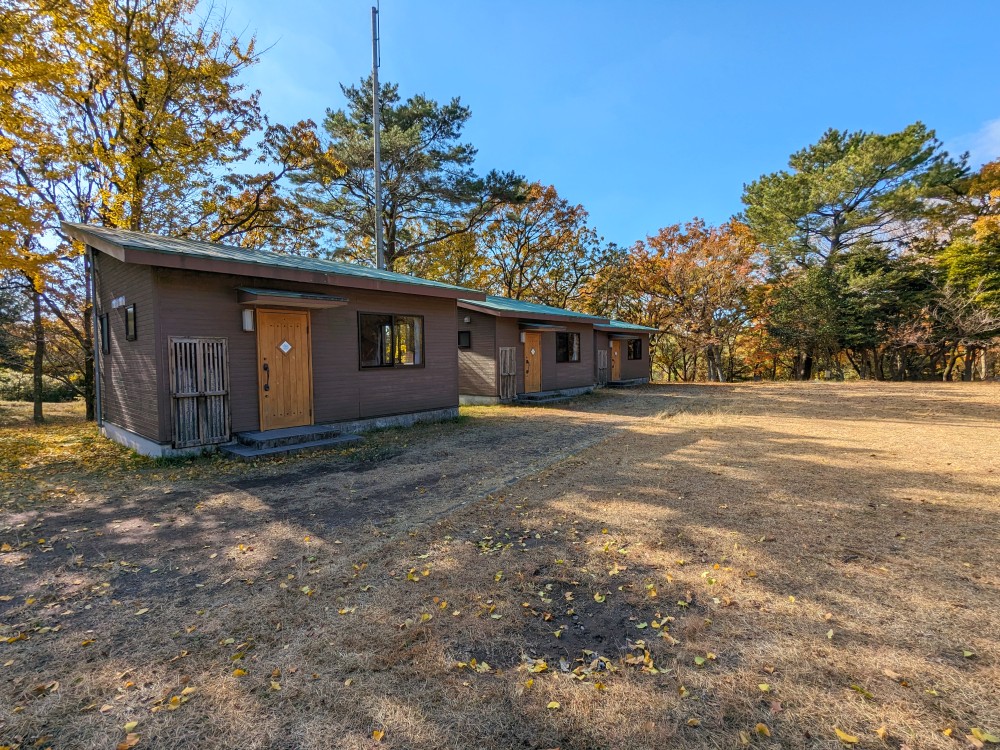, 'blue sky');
226,0,1000,249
